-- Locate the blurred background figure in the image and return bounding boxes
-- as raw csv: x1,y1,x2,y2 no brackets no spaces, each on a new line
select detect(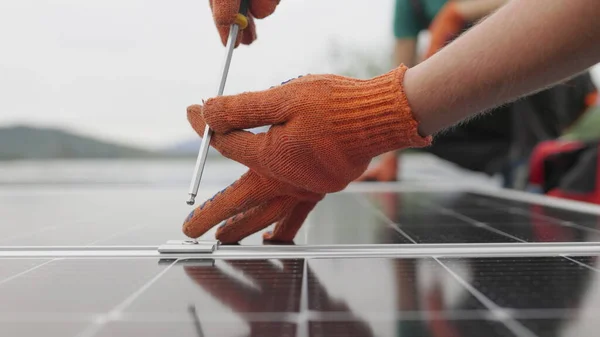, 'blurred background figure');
525,96,600,205
357,0,599,196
